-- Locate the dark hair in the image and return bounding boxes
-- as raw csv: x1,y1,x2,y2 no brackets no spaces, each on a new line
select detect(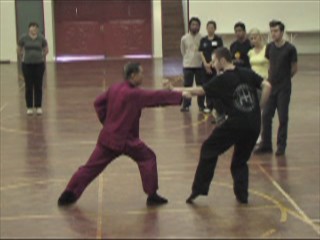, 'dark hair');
234,22,246,31
207,20,217,29
269,20,285,32
124,62,141,80
28,22,39,28
214,47,232,63
189,17,201,28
